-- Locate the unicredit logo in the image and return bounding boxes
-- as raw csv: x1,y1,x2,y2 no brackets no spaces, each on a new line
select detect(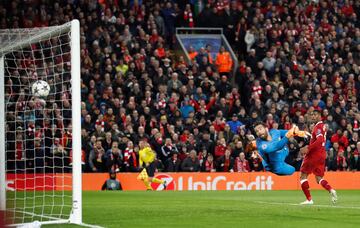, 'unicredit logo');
152,174,274,191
